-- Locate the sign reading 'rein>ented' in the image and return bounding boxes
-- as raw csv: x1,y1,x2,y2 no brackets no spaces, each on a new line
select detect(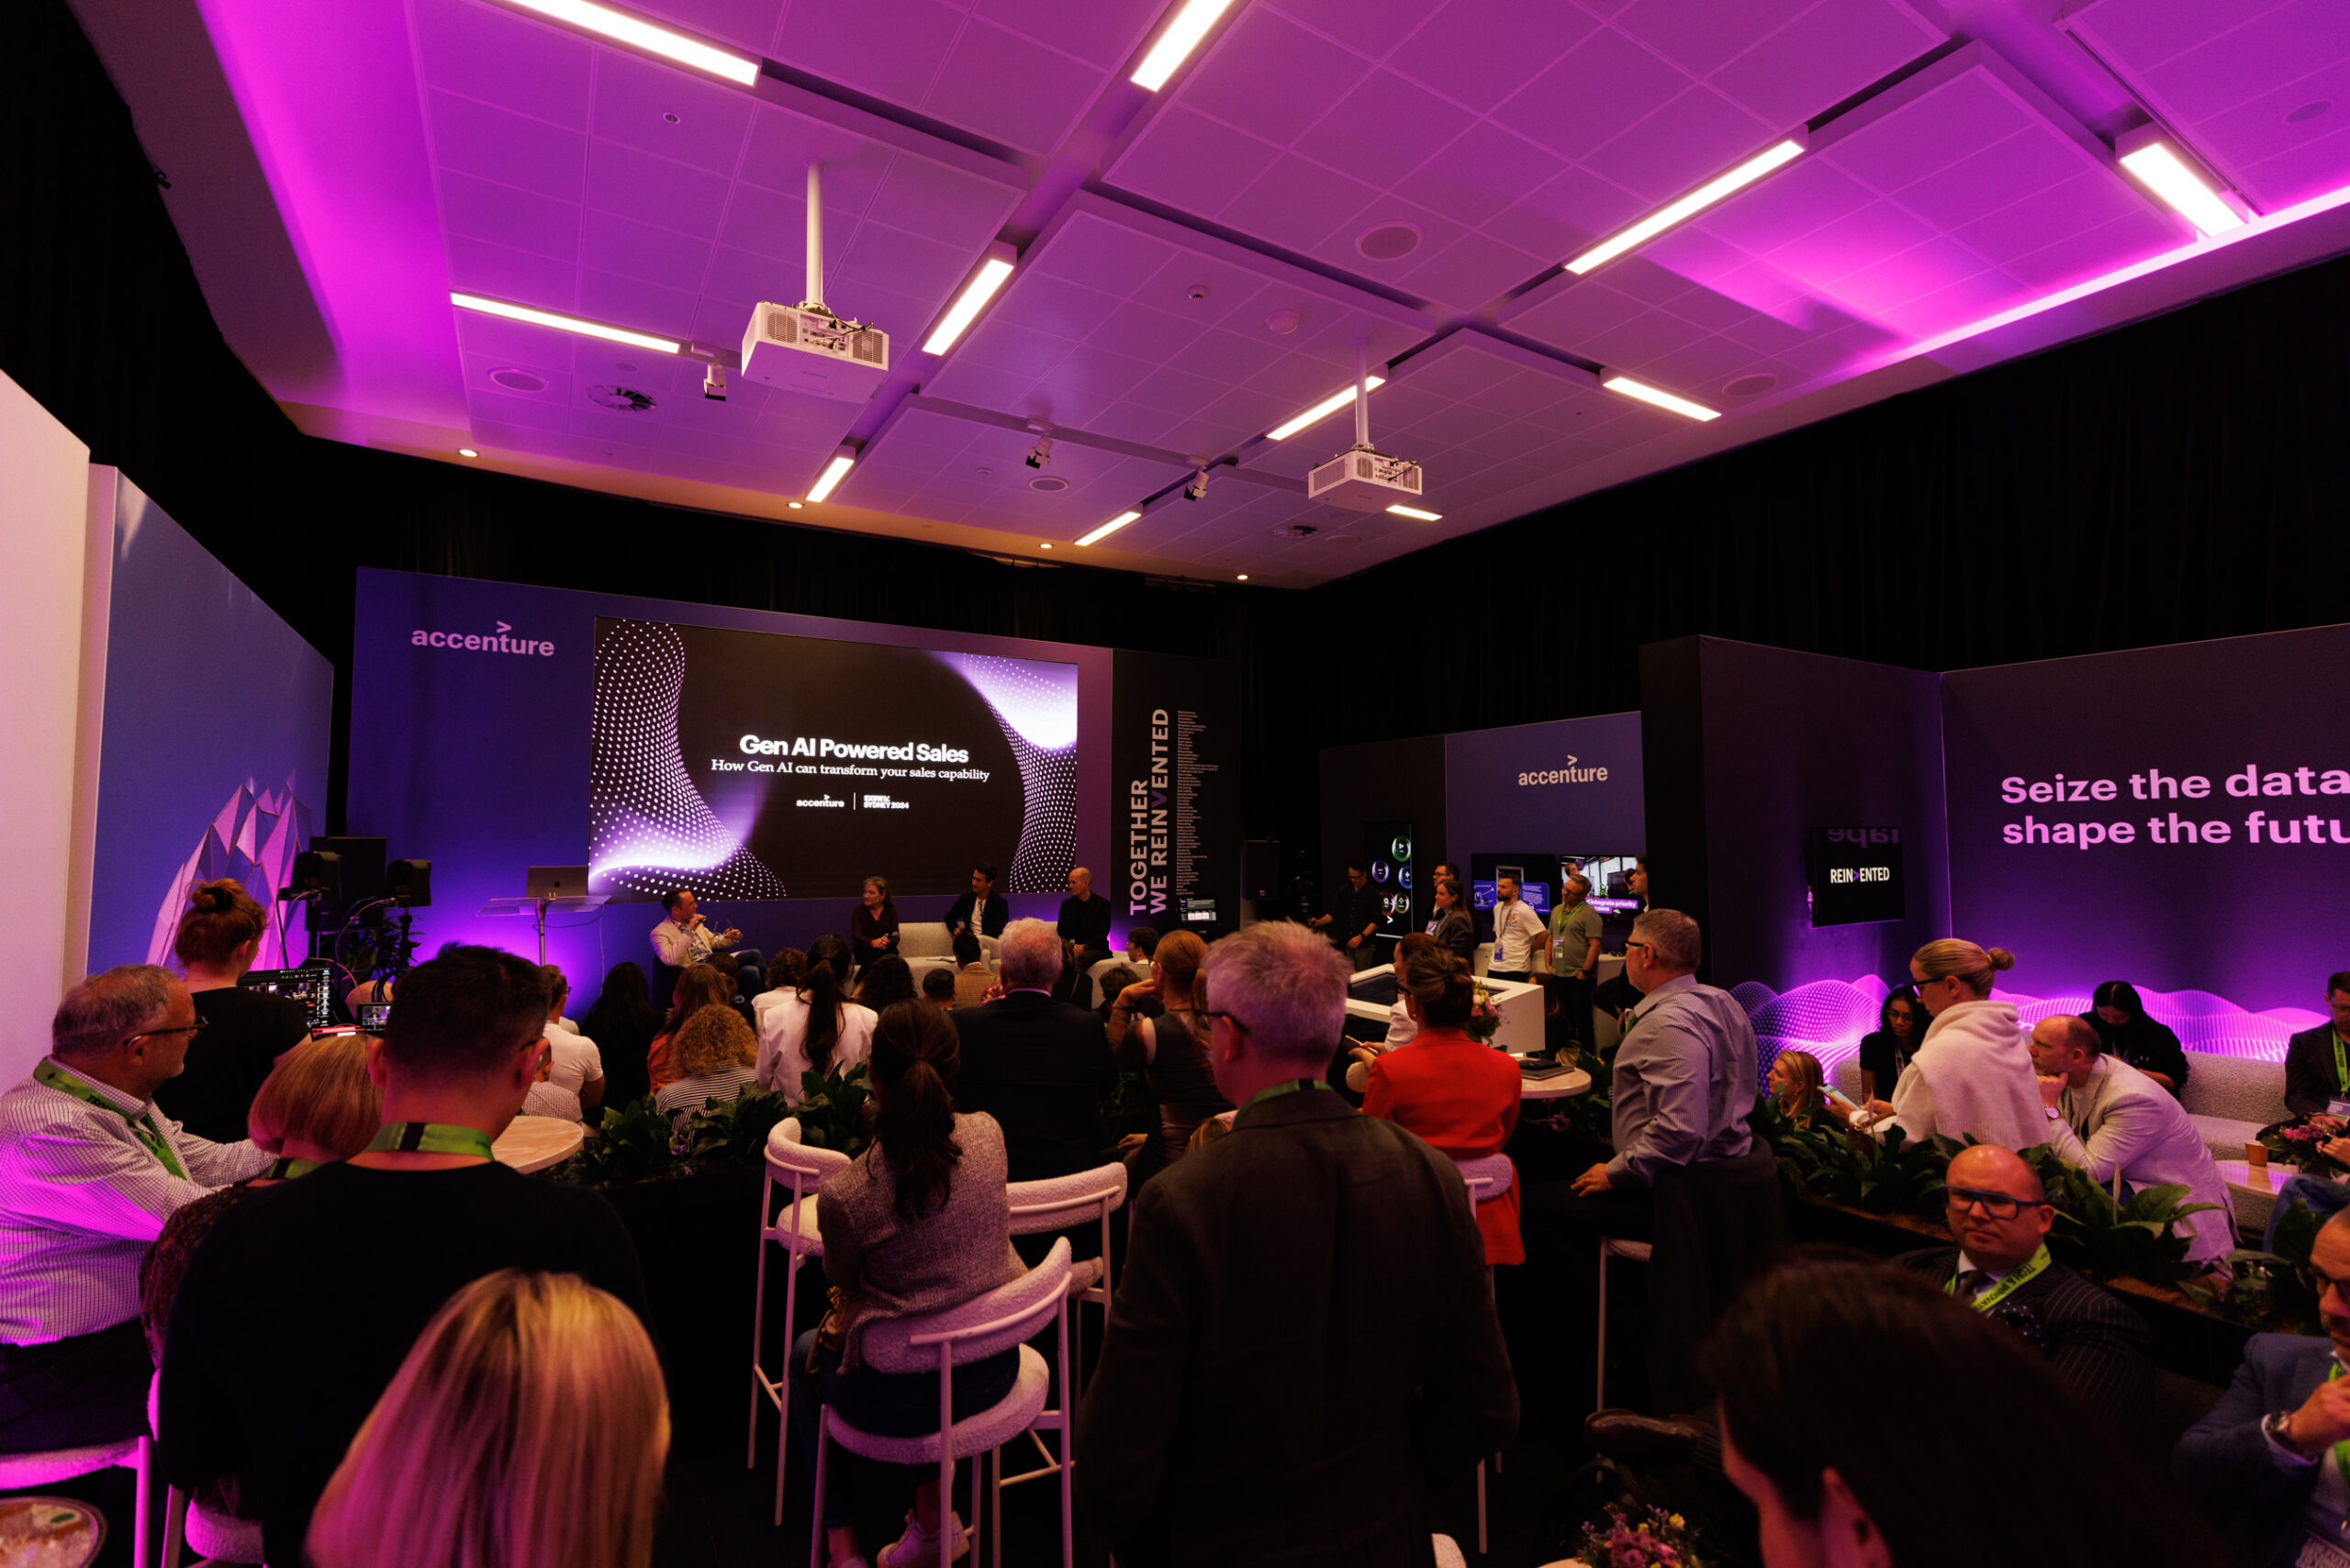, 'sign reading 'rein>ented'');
1111,650,1239,926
